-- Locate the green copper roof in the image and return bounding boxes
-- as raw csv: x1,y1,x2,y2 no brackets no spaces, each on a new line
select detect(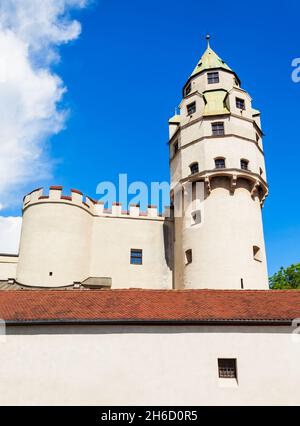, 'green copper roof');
191,37,232,78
